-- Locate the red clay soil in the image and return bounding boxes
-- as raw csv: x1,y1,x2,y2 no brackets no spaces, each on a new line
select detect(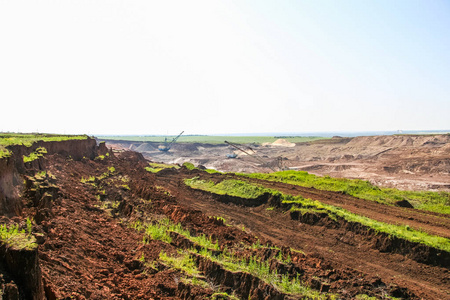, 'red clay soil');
31,154,197,299
1,145,449,299
156,169,450,300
